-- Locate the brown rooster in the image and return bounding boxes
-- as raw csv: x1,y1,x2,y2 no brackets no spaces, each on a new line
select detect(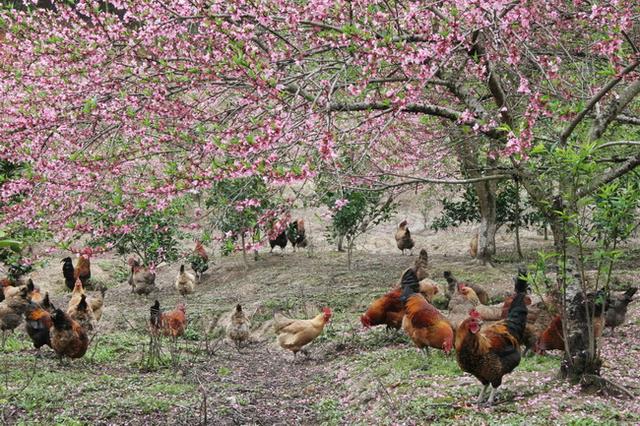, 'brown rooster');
455,273,529,406
150,300,187,338
399,268,453,354
24,295,54,350
395,220,415,256
361,276,439,331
